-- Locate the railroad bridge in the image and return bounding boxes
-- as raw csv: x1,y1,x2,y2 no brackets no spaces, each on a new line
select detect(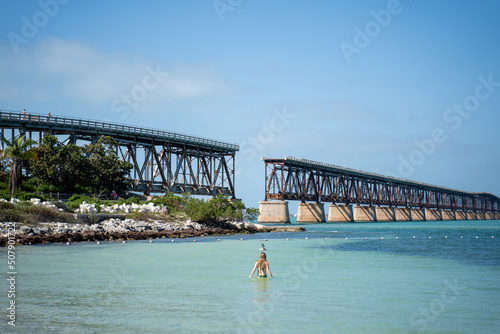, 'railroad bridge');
0,111,238,196
258,157,500,223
